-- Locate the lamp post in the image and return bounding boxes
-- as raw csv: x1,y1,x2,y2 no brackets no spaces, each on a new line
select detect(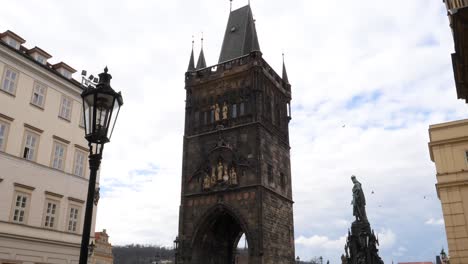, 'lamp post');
78,67,123,264
174,236,180,264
